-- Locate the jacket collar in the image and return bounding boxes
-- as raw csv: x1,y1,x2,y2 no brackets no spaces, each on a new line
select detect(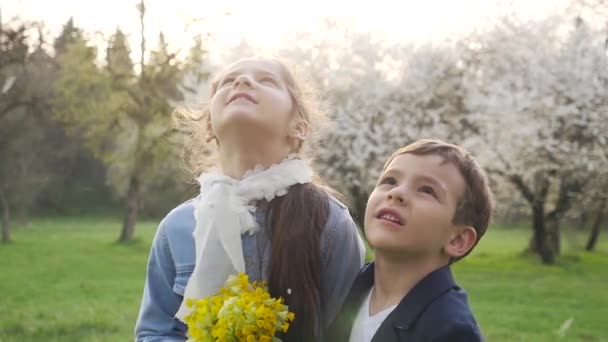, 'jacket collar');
325,262,458,342
372,263,458,340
